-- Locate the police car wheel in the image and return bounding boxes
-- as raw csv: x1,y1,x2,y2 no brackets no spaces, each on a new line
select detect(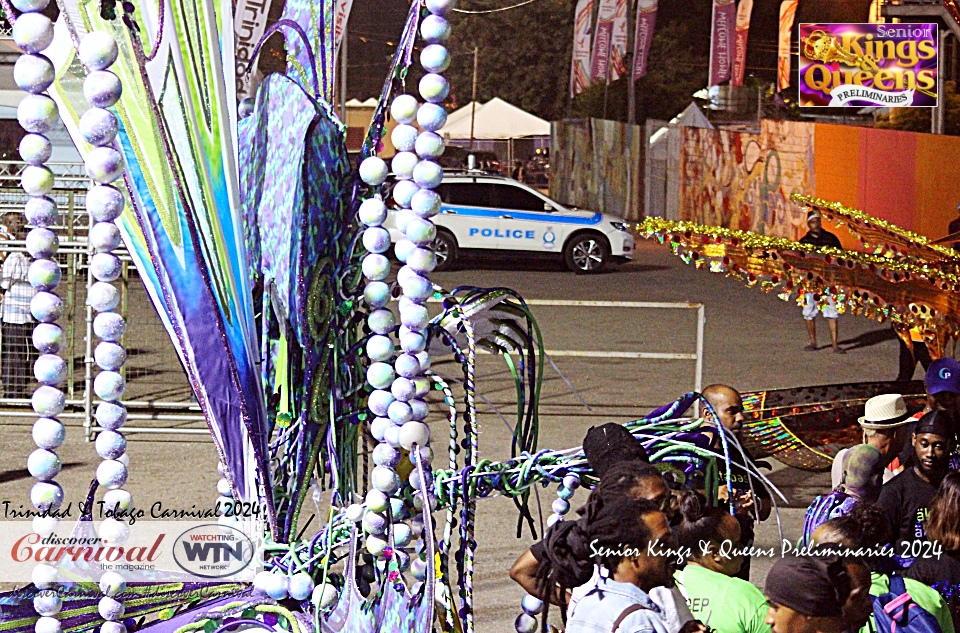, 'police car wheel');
564,234,609,273
432,231,458,272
